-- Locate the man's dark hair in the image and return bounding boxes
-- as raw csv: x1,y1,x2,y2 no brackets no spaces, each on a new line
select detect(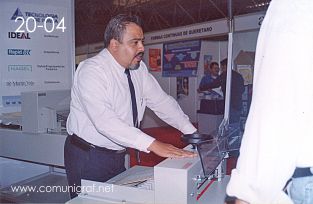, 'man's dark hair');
104,14,143,48
209,61,219,69
220,58,228,66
